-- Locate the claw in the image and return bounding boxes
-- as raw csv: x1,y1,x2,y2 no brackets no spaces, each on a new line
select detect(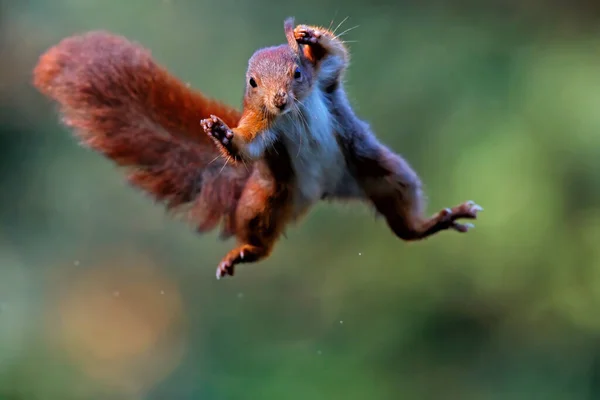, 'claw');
438,200,483,234
216,260,232,280
452,222,474,233
294,26,322,44
466,200,483,211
